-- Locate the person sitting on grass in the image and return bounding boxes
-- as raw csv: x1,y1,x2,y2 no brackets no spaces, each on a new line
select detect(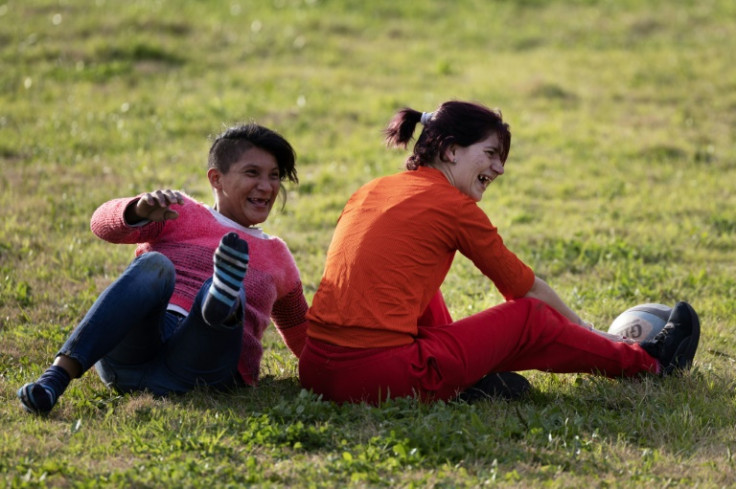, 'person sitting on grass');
298,100,700,405
18,123,308,415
